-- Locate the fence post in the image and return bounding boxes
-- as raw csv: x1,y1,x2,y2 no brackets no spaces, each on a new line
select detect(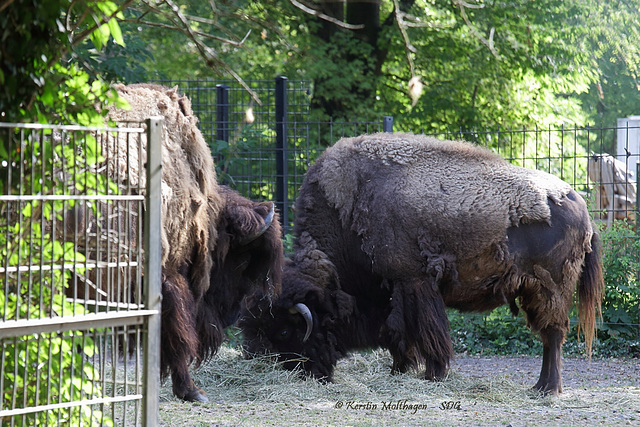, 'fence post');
216,84,230,144
383,116,394,133
143,117,163,427
276,76,289,232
